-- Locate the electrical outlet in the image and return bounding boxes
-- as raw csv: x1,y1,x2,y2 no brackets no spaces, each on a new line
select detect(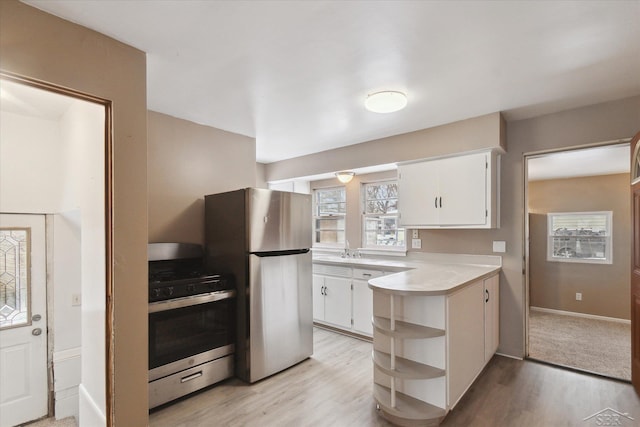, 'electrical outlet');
411,238,422,249
72,294,82,306
412,229,419,239
575,292,582,301
492,241,506,253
